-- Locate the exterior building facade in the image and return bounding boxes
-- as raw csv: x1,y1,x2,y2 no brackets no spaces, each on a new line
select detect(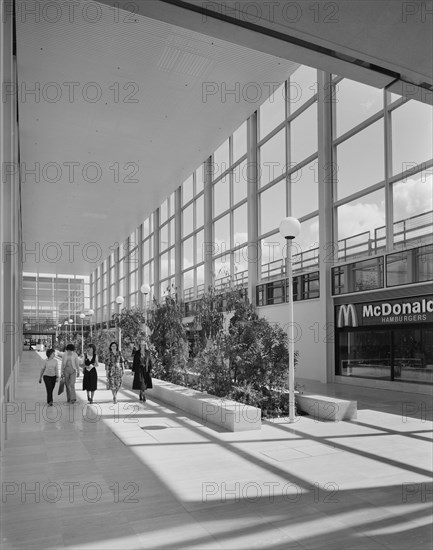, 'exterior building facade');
89,66,433,394
22,273,90,342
